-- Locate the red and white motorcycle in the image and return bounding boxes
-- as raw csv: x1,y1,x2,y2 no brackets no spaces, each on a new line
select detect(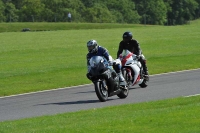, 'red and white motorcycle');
119,49,148,88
